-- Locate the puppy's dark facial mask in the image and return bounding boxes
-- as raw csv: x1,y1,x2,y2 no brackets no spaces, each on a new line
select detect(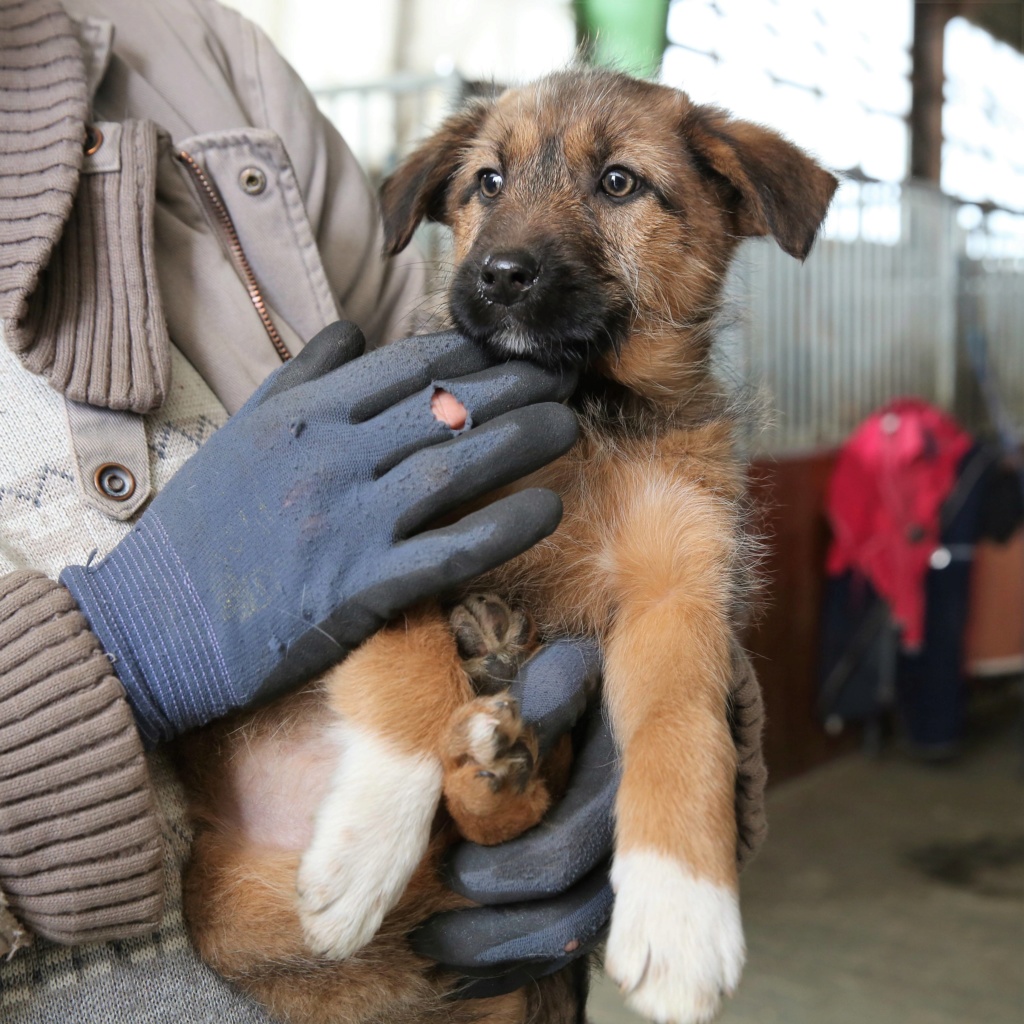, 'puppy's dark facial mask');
381,69,838,372
442,118,637,369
